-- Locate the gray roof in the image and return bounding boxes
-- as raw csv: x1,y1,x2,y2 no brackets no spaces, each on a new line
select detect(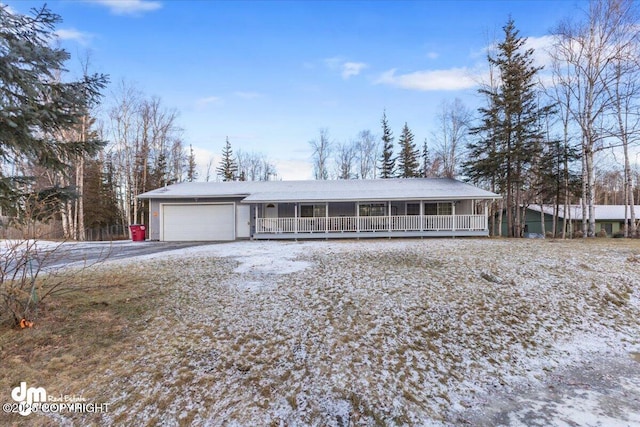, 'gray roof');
138,178,500,202
529,204,640,221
